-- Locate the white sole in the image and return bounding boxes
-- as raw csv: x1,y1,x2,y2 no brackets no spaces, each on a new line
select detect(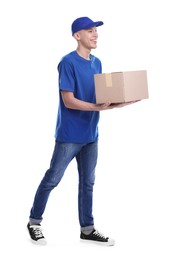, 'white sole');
80,238,115,246
31,238,47,246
